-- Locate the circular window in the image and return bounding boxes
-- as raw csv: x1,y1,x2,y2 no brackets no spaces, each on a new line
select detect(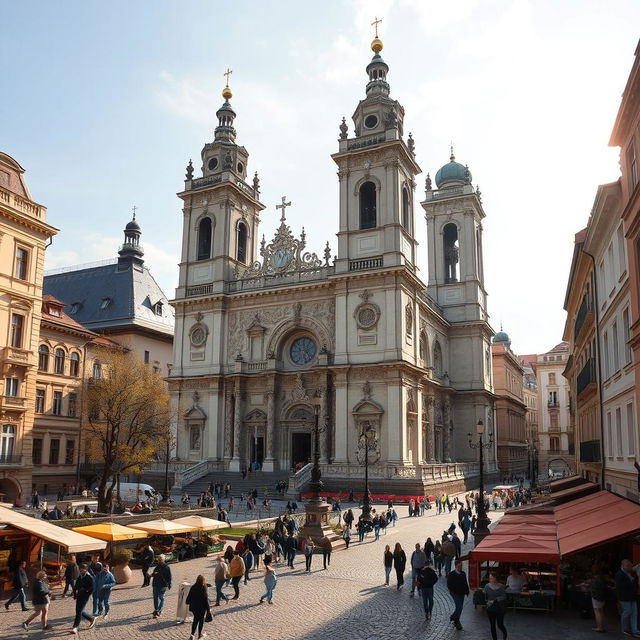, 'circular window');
208,157,218,171
364,114,378,129
357,307,377,329
190,326,207,347
237,162,244,173
290,337,317,365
